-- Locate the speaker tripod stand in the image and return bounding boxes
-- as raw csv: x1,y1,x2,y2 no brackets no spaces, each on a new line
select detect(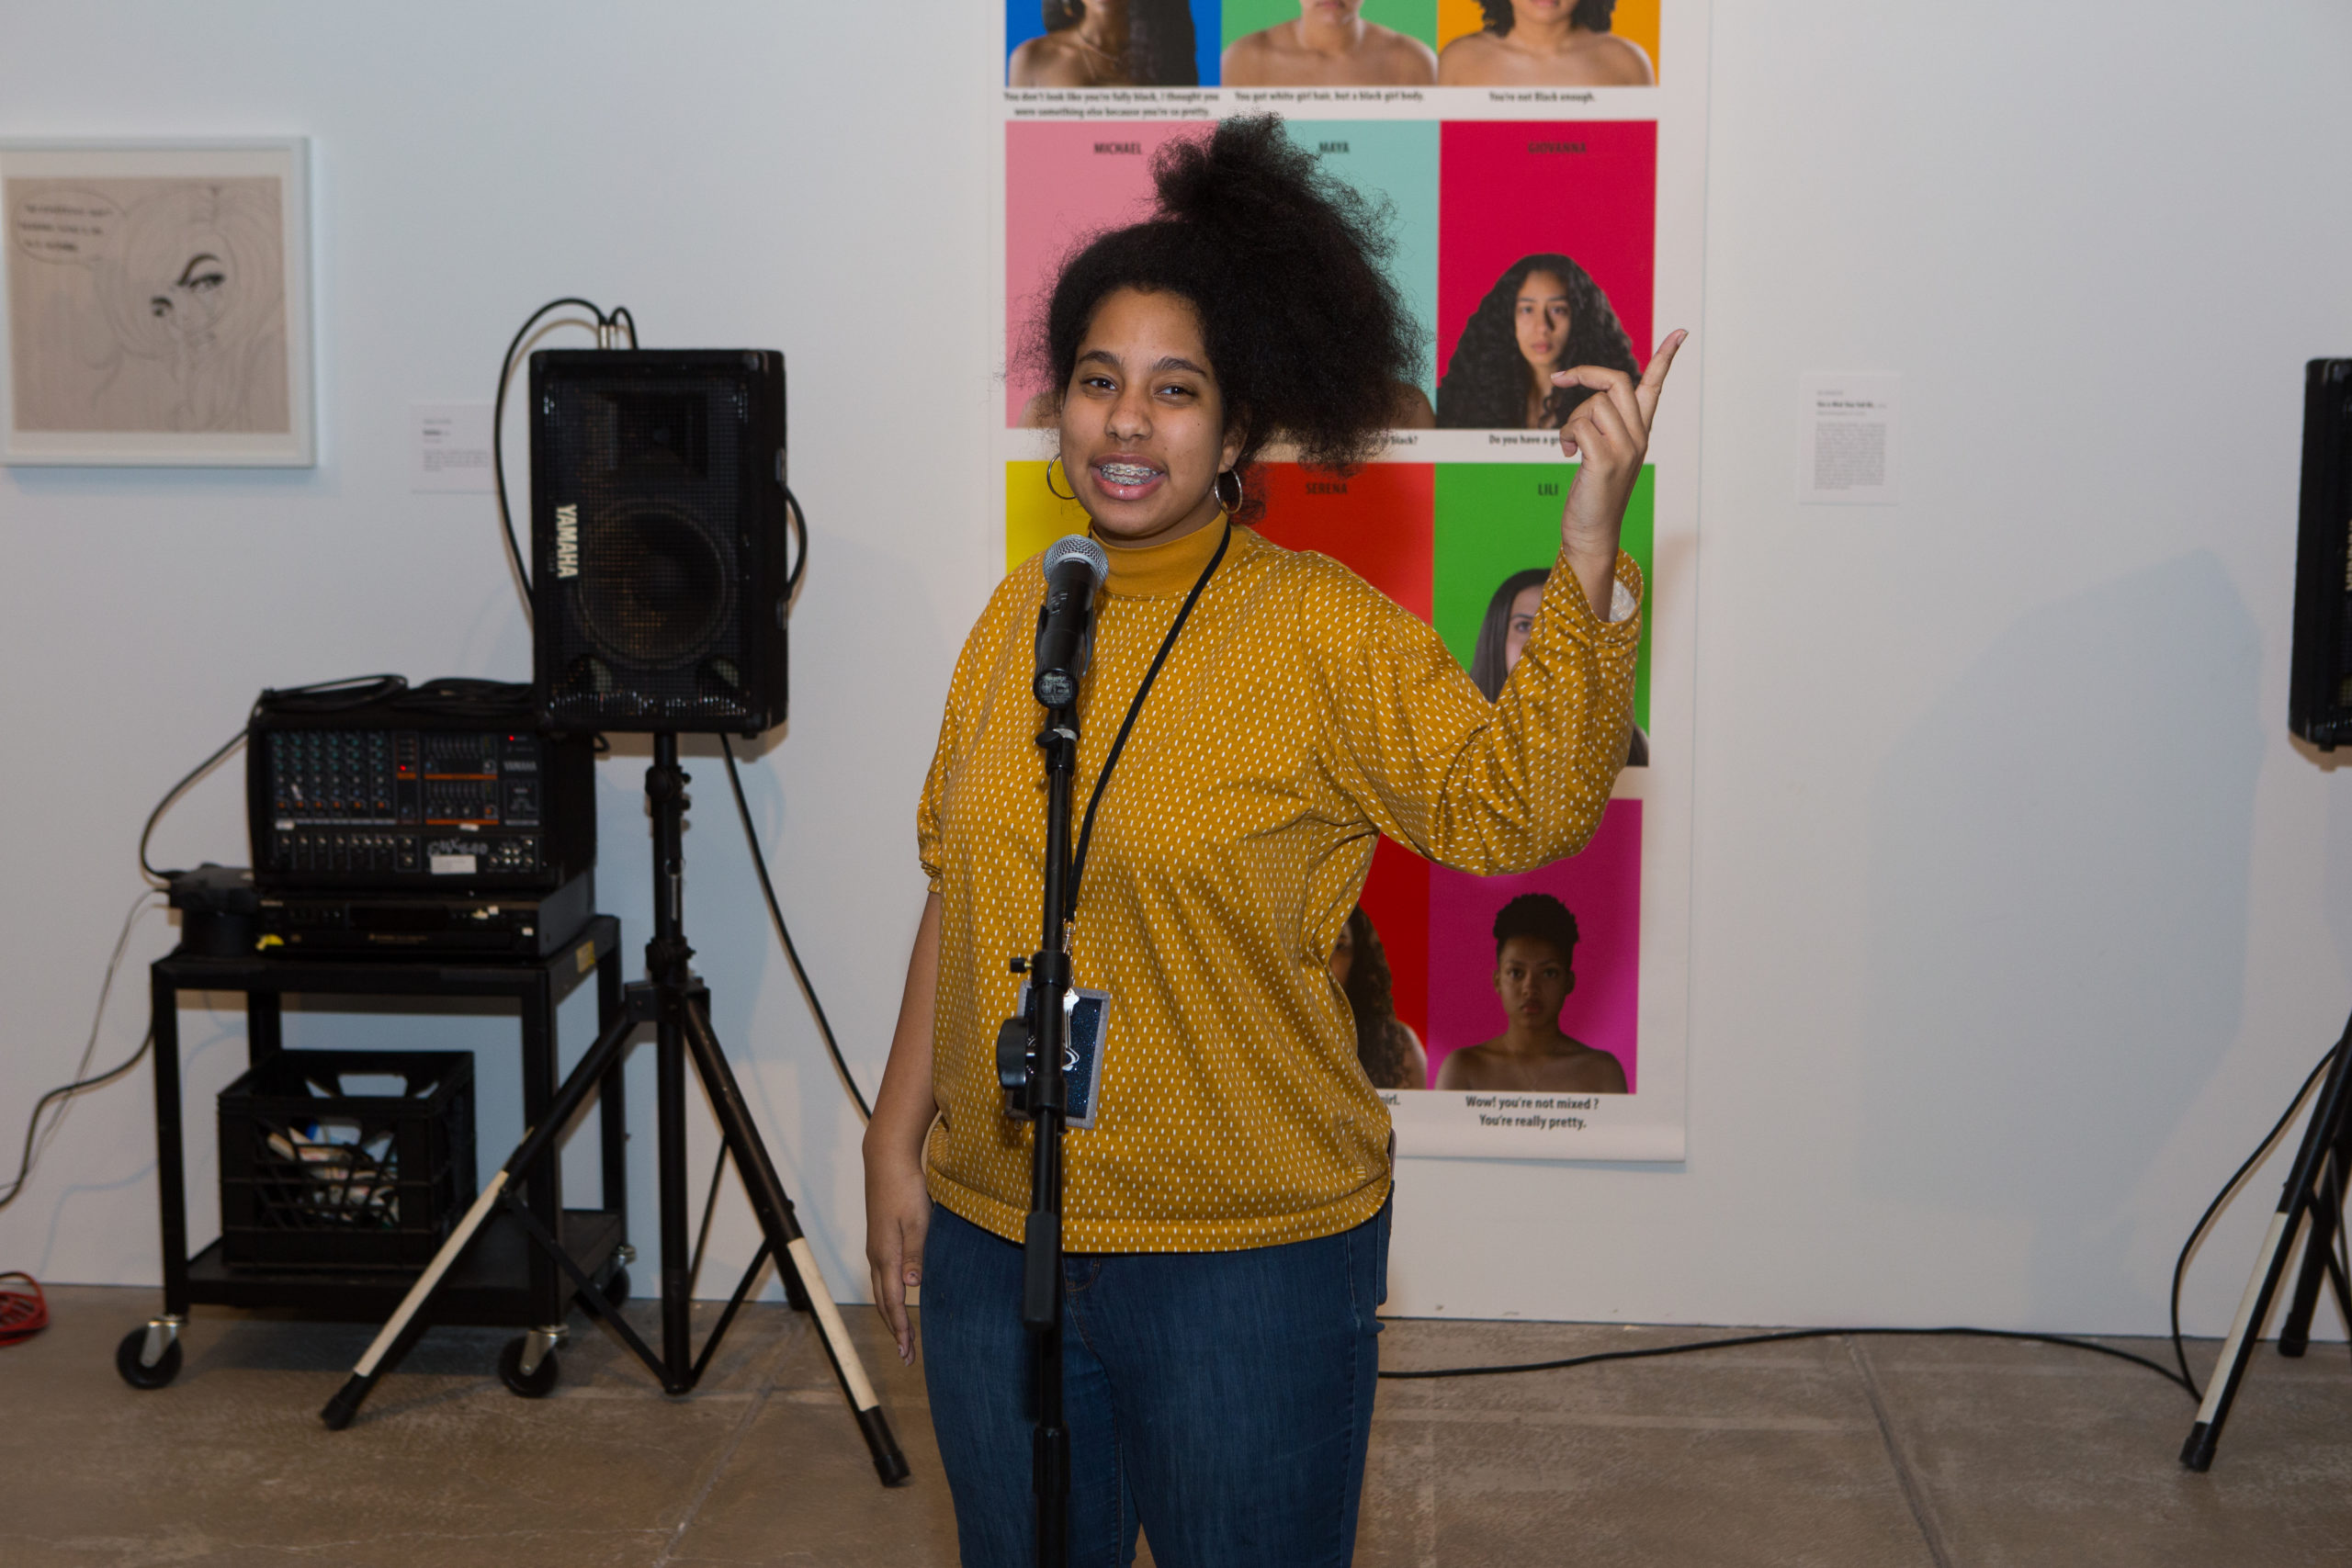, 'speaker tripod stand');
322,735,909,1486
2181,1005,2352,1472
